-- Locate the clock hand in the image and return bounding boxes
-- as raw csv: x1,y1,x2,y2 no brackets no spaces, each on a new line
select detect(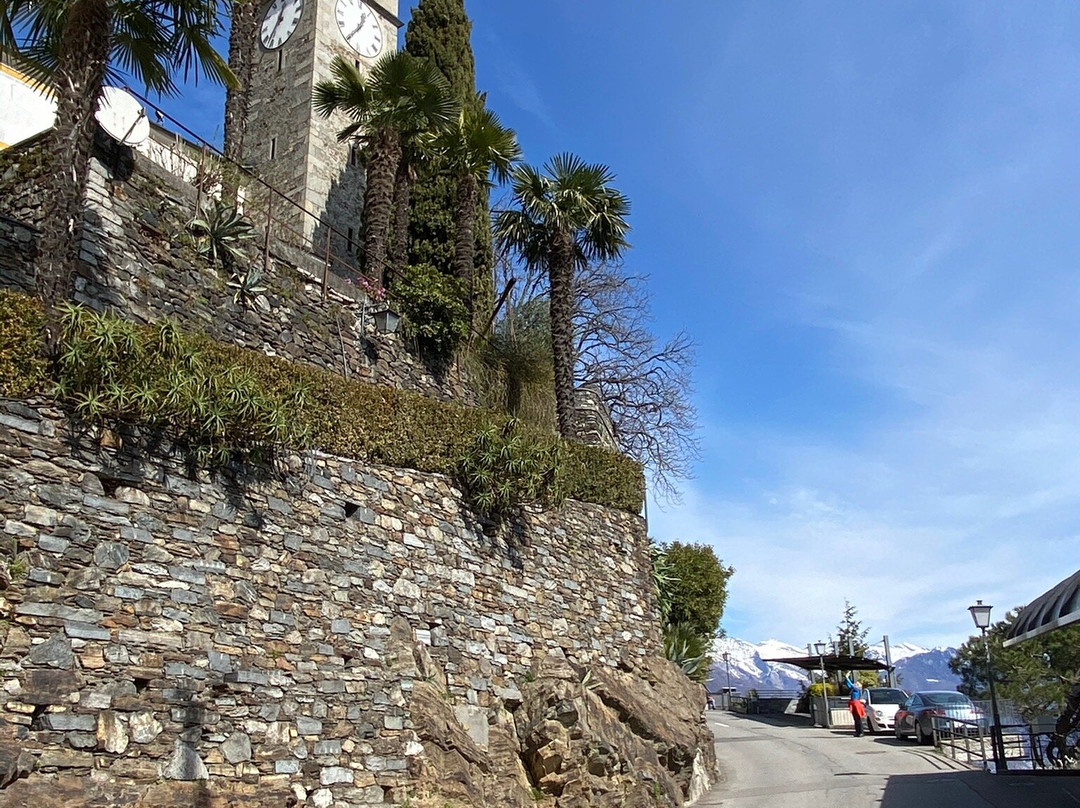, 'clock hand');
268,5,285,40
